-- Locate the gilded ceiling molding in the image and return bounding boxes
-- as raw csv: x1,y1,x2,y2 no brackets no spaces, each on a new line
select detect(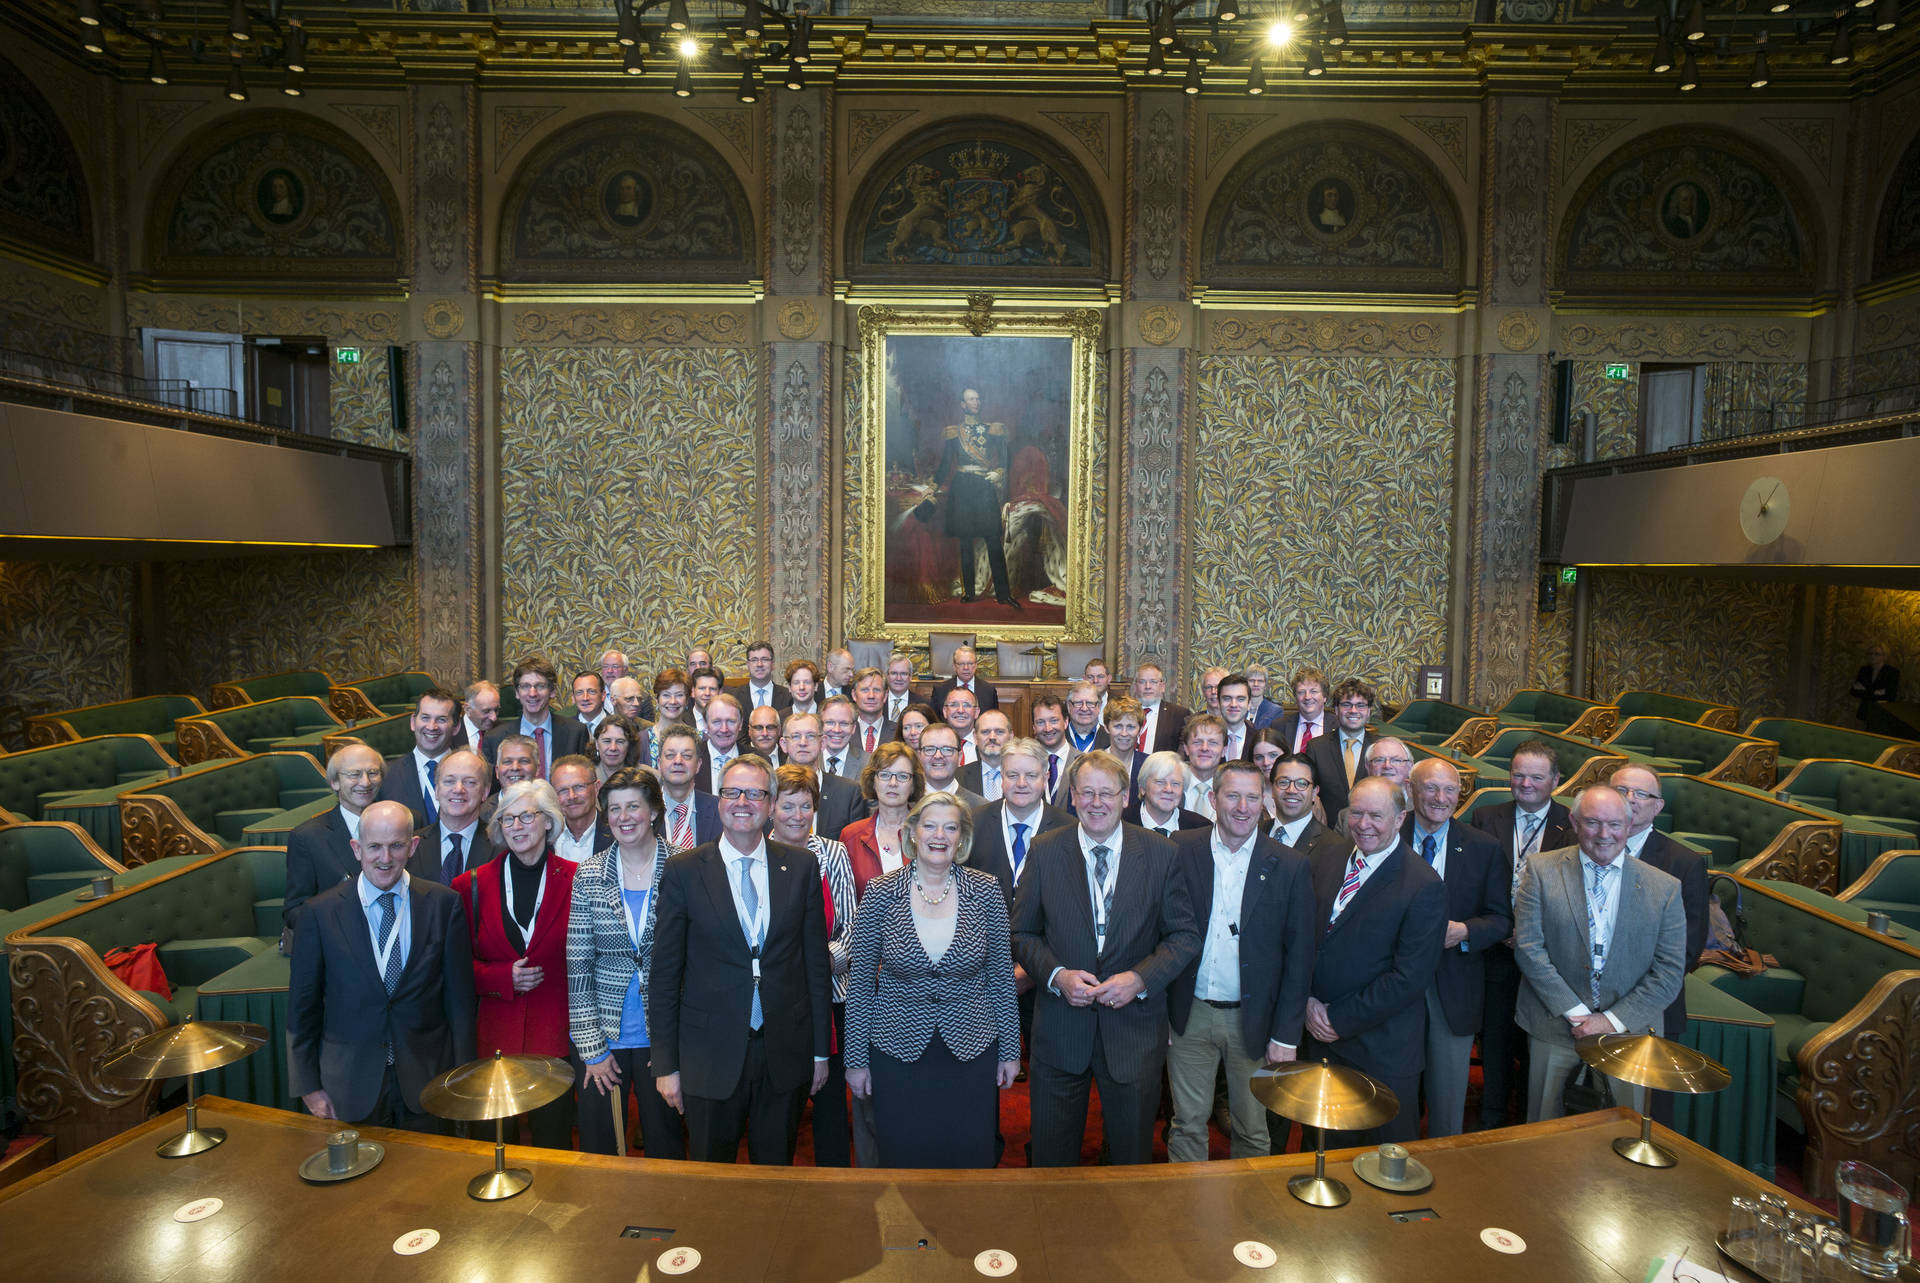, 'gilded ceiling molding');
1206,313,1445,355
1402,114,1468,178
123,296,403,341
847,109,918,168
333,103,405,167
1042,111,1113,175
1554,319,1798,359
509,306,752,345
494,105,563,172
